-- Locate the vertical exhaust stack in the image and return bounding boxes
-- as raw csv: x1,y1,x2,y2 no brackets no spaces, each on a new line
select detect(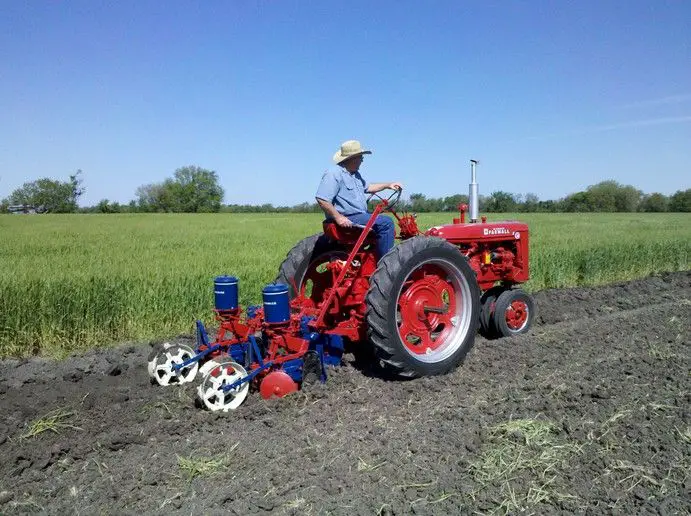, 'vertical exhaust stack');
469,159,479,223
